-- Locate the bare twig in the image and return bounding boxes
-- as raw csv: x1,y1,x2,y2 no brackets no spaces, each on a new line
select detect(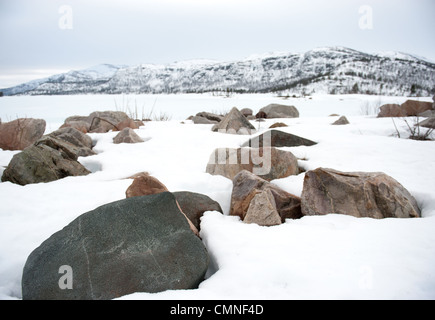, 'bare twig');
391,118,400,138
